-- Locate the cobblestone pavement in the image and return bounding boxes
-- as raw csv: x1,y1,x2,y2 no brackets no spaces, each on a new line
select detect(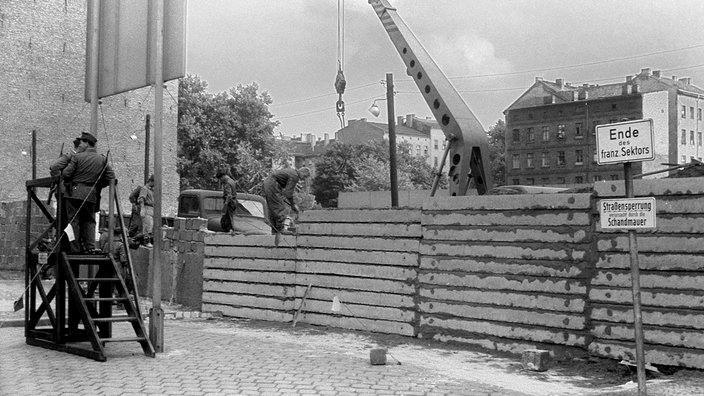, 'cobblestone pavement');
2,276,704,396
